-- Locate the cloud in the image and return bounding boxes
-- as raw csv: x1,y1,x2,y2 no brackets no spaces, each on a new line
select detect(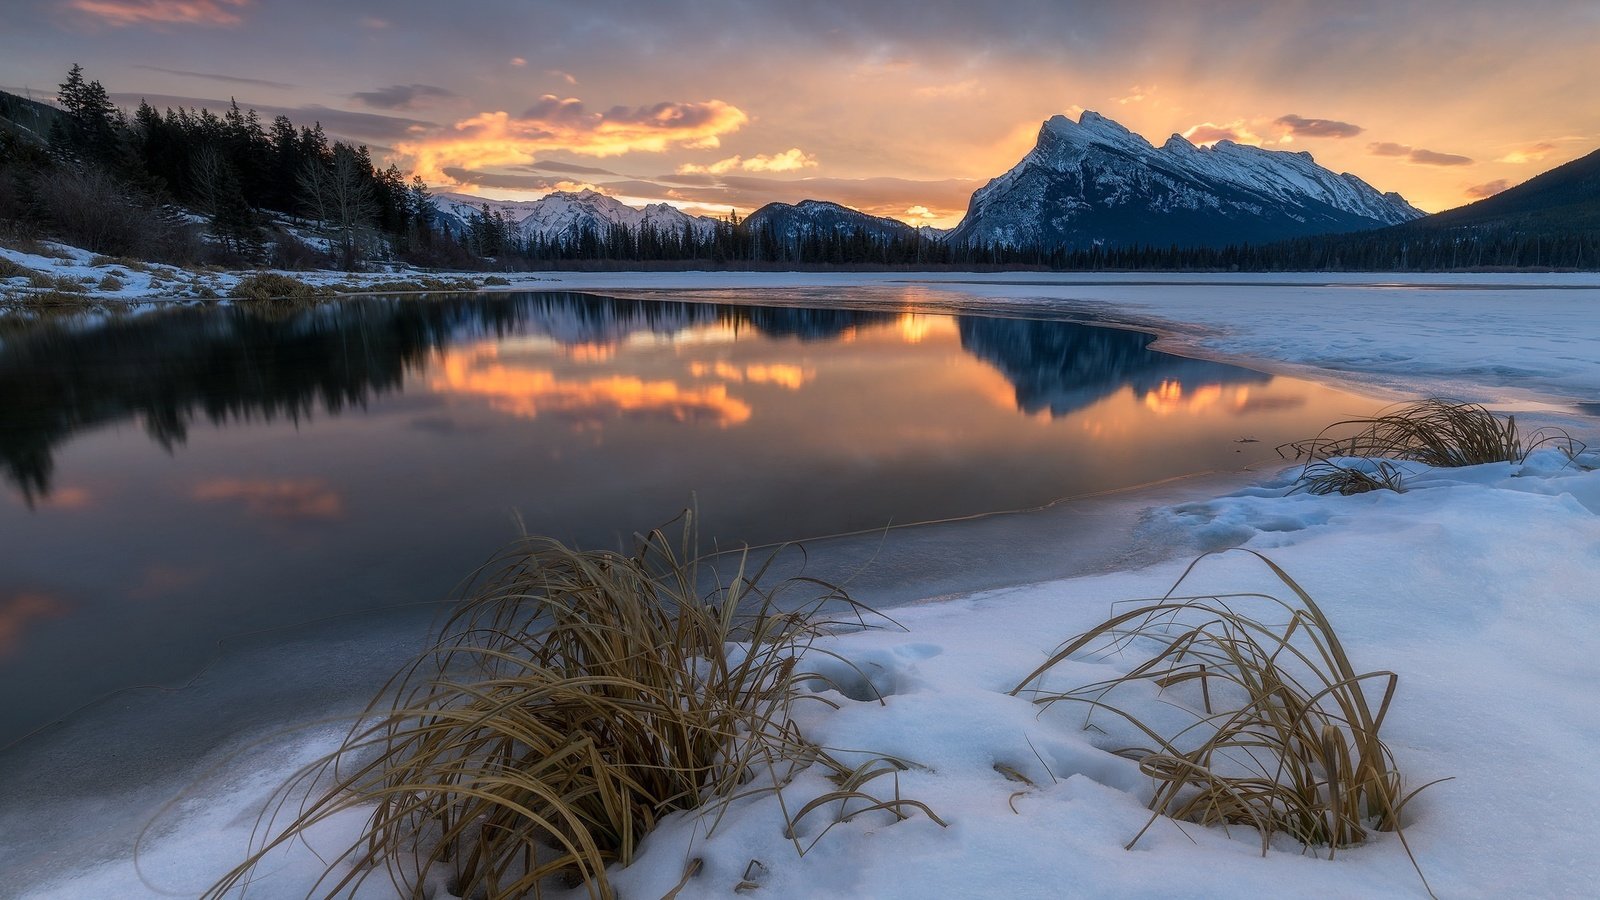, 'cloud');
1465,178,1512,199
1497,142,1557,164
1408,148,1474,166
67,0,249,26
132,65,292,89
440,167,591,192
916,80,985,100
1368,141,1473,166
350,83,456,110
192,477,345,521
549,70,579,86
109,92,436,143
1114,84,1150,105
678,148,818,175
509,57,528,68
526,160,620,176
609,174,981,224
1181,121,1266,147
1275,114,1363,138
398,95,749,181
